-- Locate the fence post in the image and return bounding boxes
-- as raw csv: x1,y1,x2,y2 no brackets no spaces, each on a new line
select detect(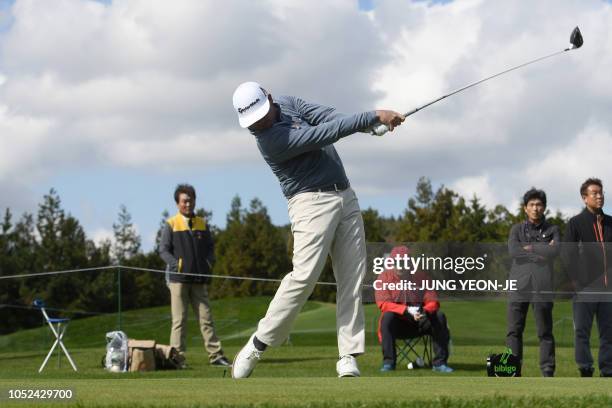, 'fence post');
117,266,122,330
